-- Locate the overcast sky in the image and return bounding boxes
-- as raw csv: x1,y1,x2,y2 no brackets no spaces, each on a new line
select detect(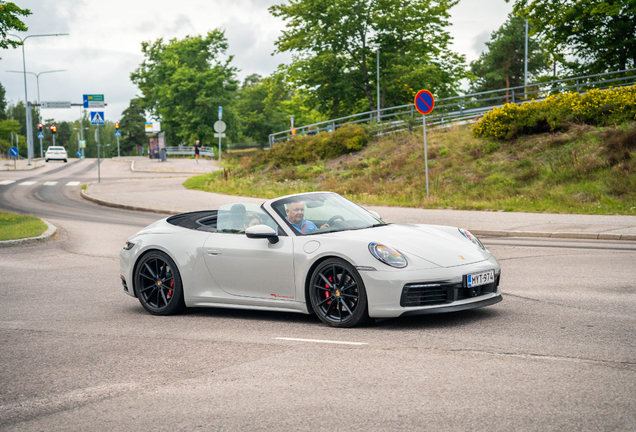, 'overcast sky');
1,0,512,123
